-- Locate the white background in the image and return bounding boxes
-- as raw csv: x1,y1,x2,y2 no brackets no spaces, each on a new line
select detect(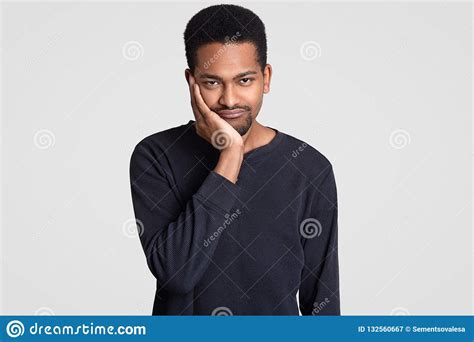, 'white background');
1,1,472,315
